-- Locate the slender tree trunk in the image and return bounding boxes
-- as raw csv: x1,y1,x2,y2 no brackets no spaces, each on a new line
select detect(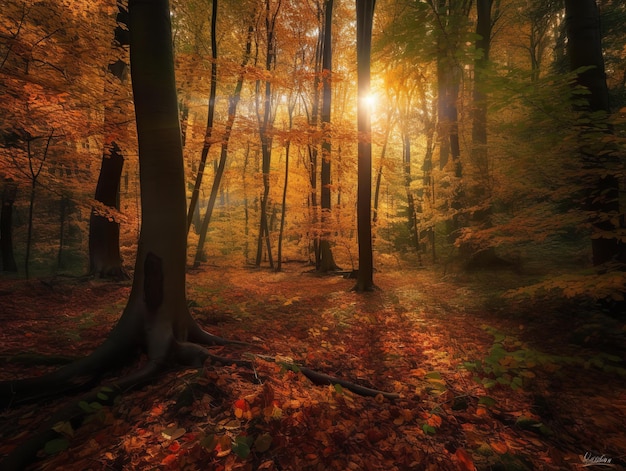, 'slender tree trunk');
1,180,18,272
187,0,219,233
24,133,51,280
565,0,624,266
308,3,323,268
373,110,393,224
319,0,339,272
402,132,420,255
277,98,296,272
194,20,253,265
354,0,376,291
57,196,68,271
255,0,281,268
471,0,491,185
